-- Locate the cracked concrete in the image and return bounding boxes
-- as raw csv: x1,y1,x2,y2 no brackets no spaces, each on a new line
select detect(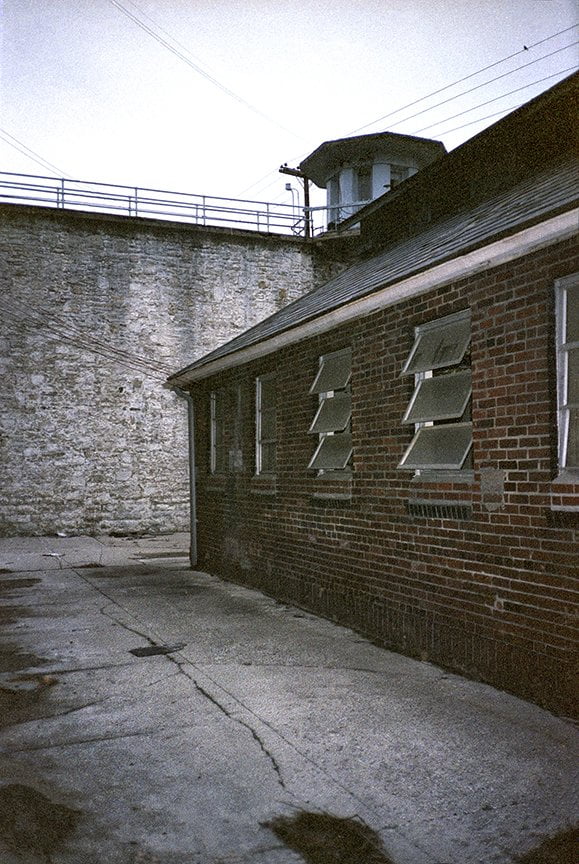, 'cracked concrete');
0,534,577,864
